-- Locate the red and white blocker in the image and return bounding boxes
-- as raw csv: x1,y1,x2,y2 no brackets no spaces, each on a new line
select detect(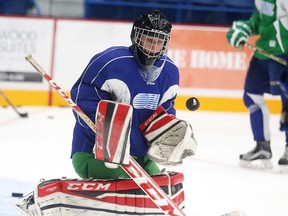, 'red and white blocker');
94,100,133,167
